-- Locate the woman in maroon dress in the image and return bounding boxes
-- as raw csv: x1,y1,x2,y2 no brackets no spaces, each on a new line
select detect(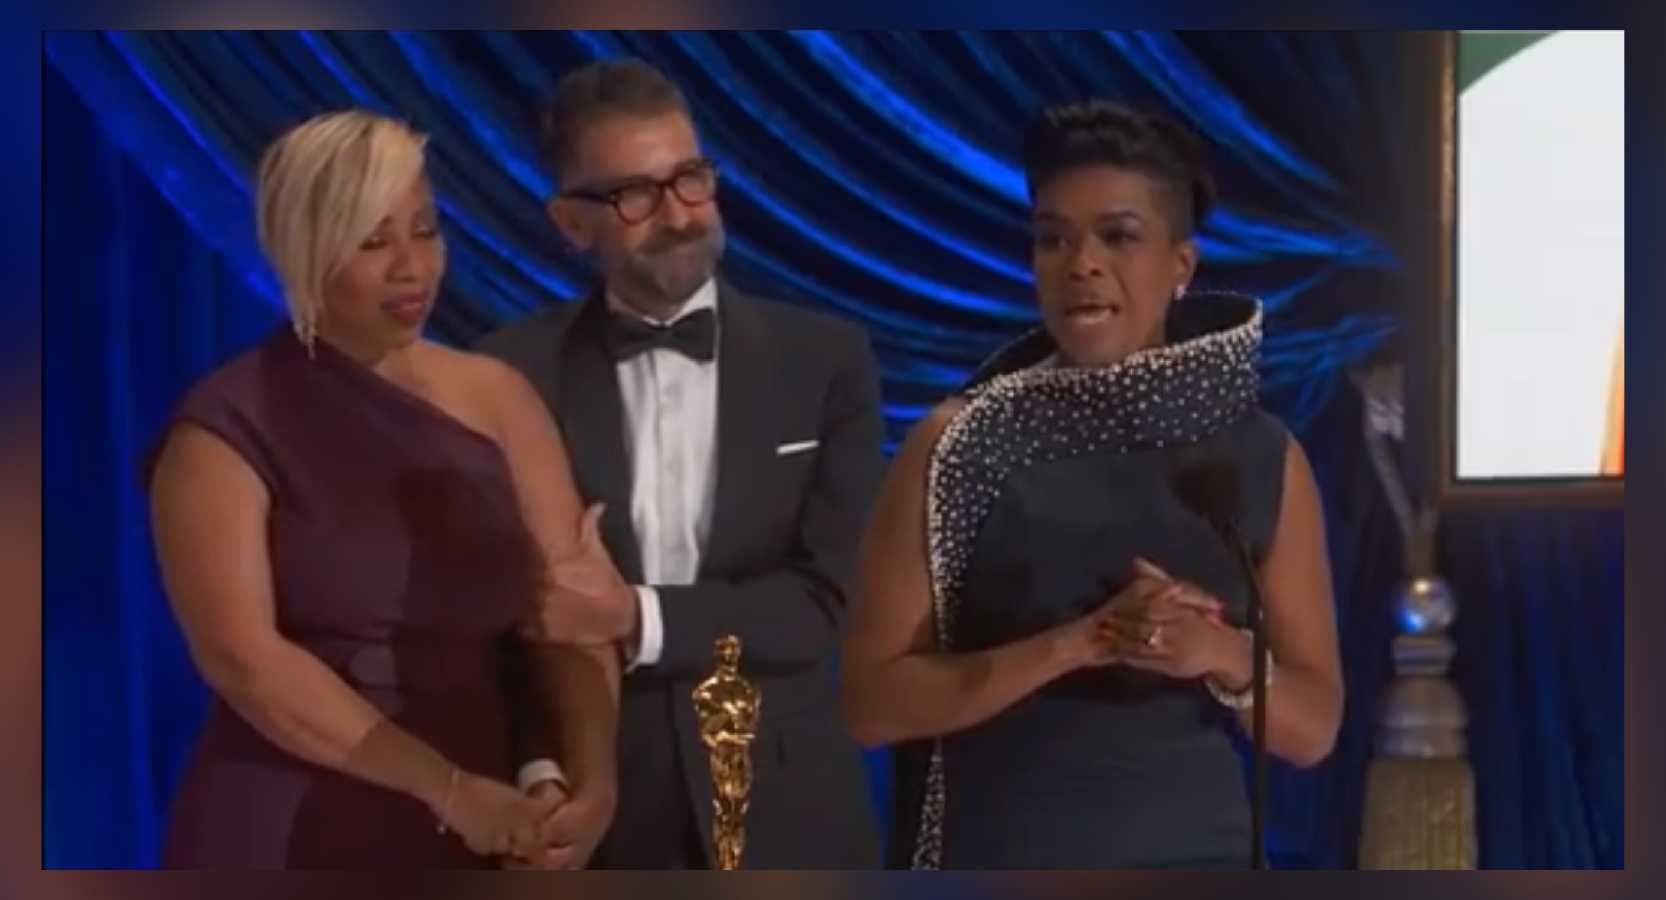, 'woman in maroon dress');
147,111,631,868
0,371,40,882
